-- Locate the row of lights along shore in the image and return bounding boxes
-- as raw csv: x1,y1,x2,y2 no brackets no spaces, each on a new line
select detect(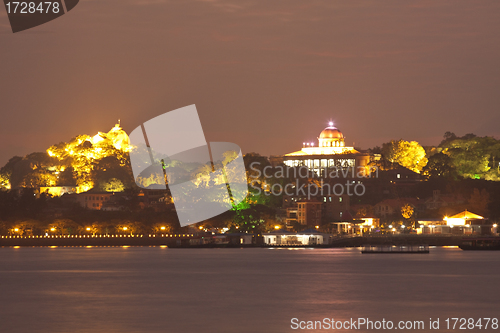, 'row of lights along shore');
1,234,195,238
7,225,211,237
